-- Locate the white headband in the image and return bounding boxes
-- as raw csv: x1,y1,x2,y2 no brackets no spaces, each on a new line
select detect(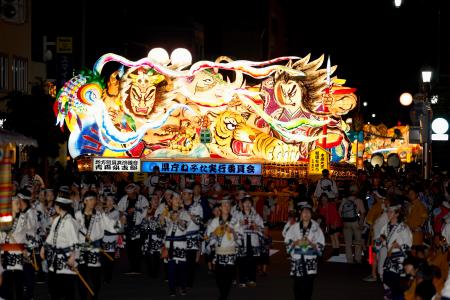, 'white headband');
55,197,72,204
17,193,31,200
